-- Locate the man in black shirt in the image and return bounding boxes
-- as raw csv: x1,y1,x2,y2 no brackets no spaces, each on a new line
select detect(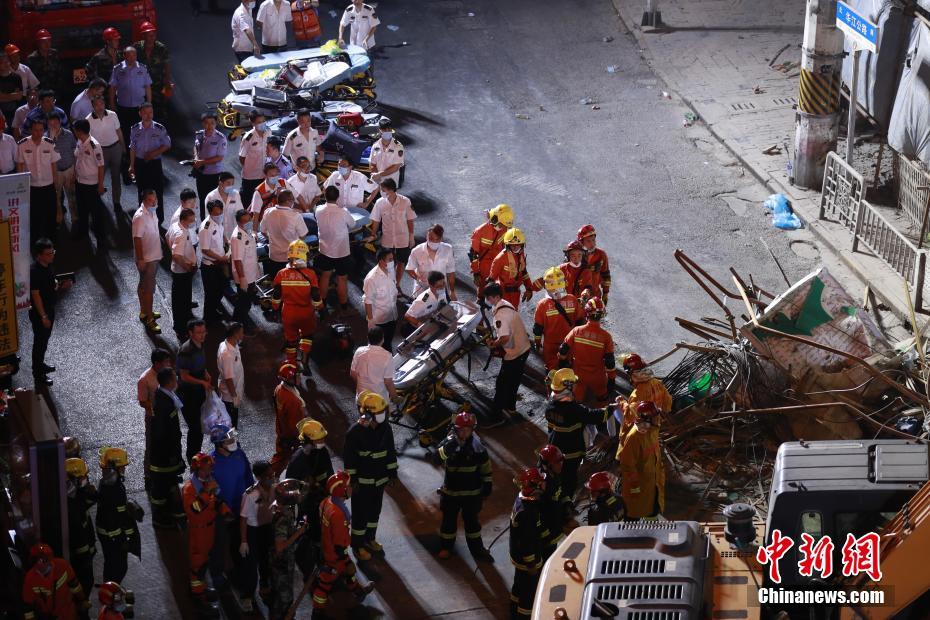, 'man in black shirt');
29,238,70,387
177,319,213,464
0,53,24,127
